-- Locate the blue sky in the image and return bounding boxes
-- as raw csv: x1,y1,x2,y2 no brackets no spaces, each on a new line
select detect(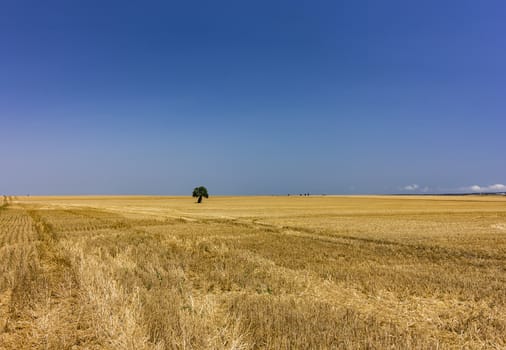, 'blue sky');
1,0,505,195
